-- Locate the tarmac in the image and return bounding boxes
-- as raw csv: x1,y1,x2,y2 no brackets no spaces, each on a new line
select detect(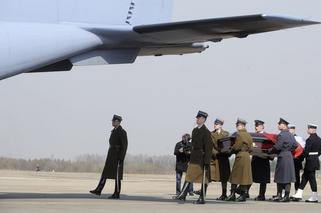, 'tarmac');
0,170,320,213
